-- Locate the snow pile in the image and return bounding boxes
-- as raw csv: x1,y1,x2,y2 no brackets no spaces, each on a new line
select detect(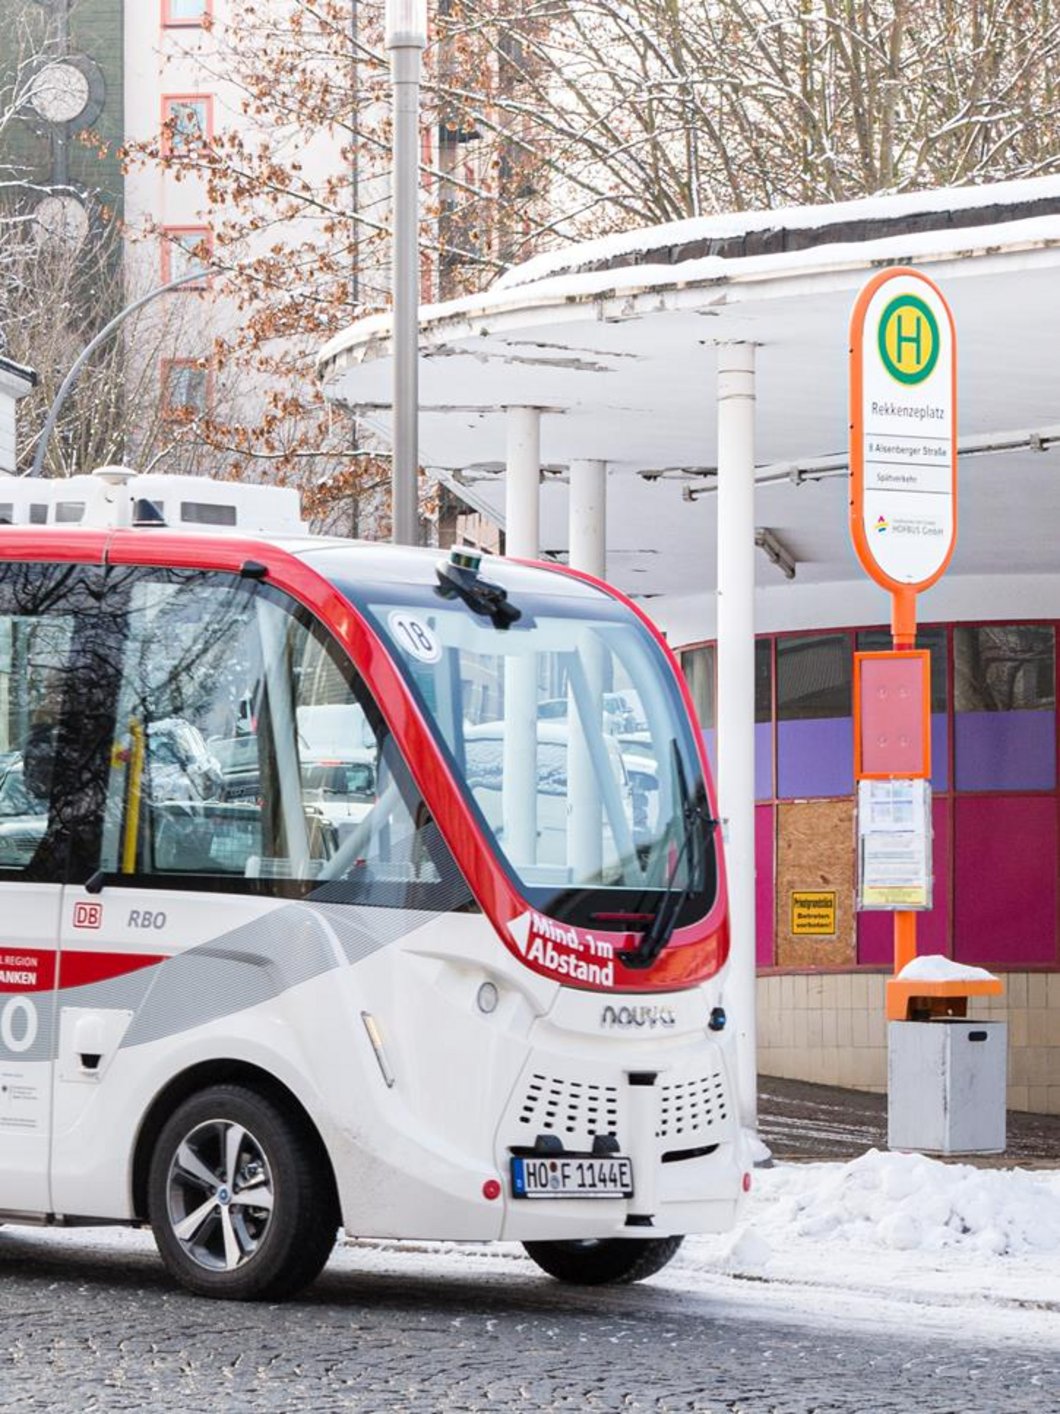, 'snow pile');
743,1150,1060,1260
494,174,1060,290
897,954,998,983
